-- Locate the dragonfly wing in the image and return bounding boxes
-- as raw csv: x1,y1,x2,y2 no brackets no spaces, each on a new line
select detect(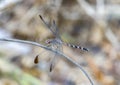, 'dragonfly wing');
39,15,56,36
49,53,58,72
51,20,61,39
34,45,50,64
49,42,63,72
34,42,50,64
39,15,61,39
